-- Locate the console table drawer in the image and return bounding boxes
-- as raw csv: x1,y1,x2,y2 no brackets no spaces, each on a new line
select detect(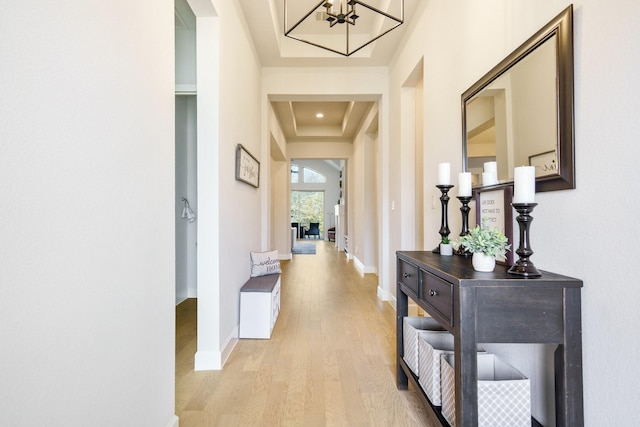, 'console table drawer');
398,260,419,295
420,270,453,325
